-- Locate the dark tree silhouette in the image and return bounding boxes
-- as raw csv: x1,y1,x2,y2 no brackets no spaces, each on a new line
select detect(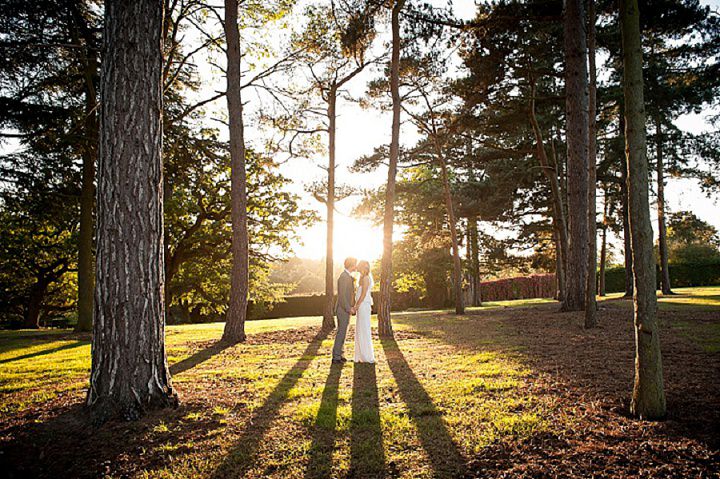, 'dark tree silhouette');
378,0,406,337
620,0,666,419
222,0,250,344
562,0,590,312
